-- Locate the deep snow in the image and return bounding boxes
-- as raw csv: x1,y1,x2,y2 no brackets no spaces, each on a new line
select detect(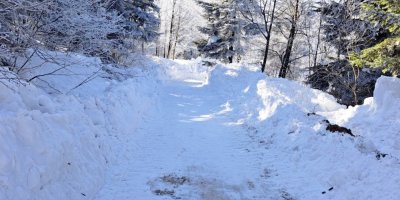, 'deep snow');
0,53,399,199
